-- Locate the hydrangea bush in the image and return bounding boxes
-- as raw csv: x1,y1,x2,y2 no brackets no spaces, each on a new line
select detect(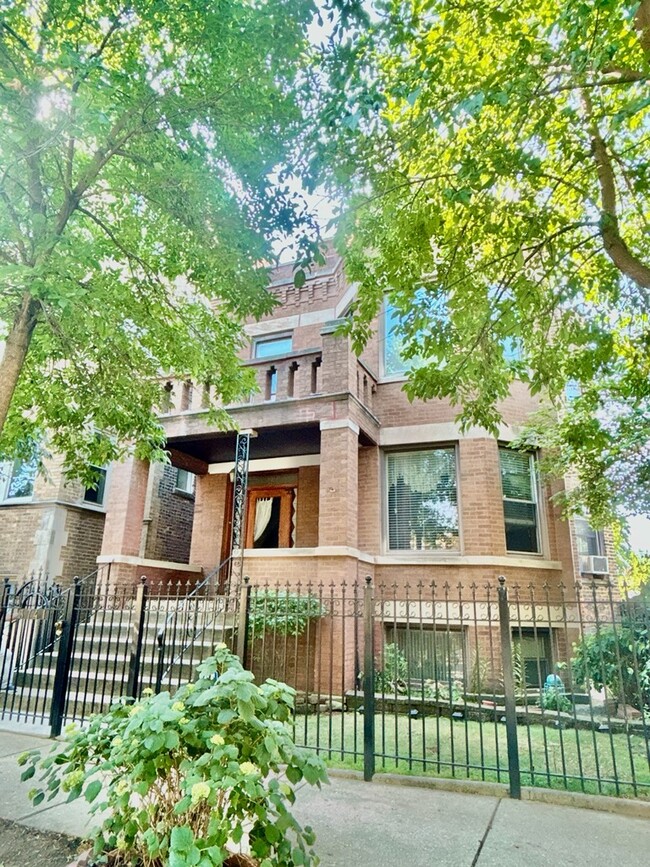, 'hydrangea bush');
19,645,327,866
